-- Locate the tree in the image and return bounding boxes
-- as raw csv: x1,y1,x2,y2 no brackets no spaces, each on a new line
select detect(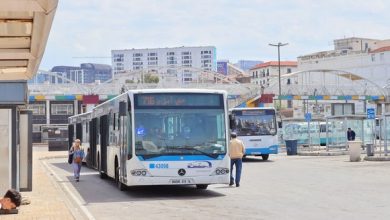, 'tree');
143,73,159,83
